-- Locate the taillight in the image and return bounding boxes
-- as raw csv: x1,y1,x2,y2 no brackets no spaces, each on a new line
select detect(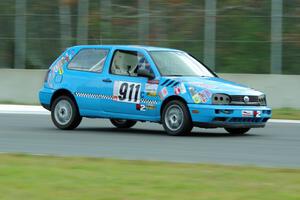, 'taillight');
44,69,50,82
